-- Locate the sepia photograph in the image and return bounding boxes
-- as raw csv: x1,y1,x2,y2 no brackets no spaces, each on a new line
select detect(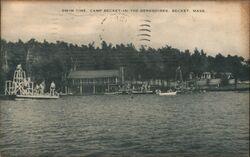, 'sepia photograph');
0,0,249,156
